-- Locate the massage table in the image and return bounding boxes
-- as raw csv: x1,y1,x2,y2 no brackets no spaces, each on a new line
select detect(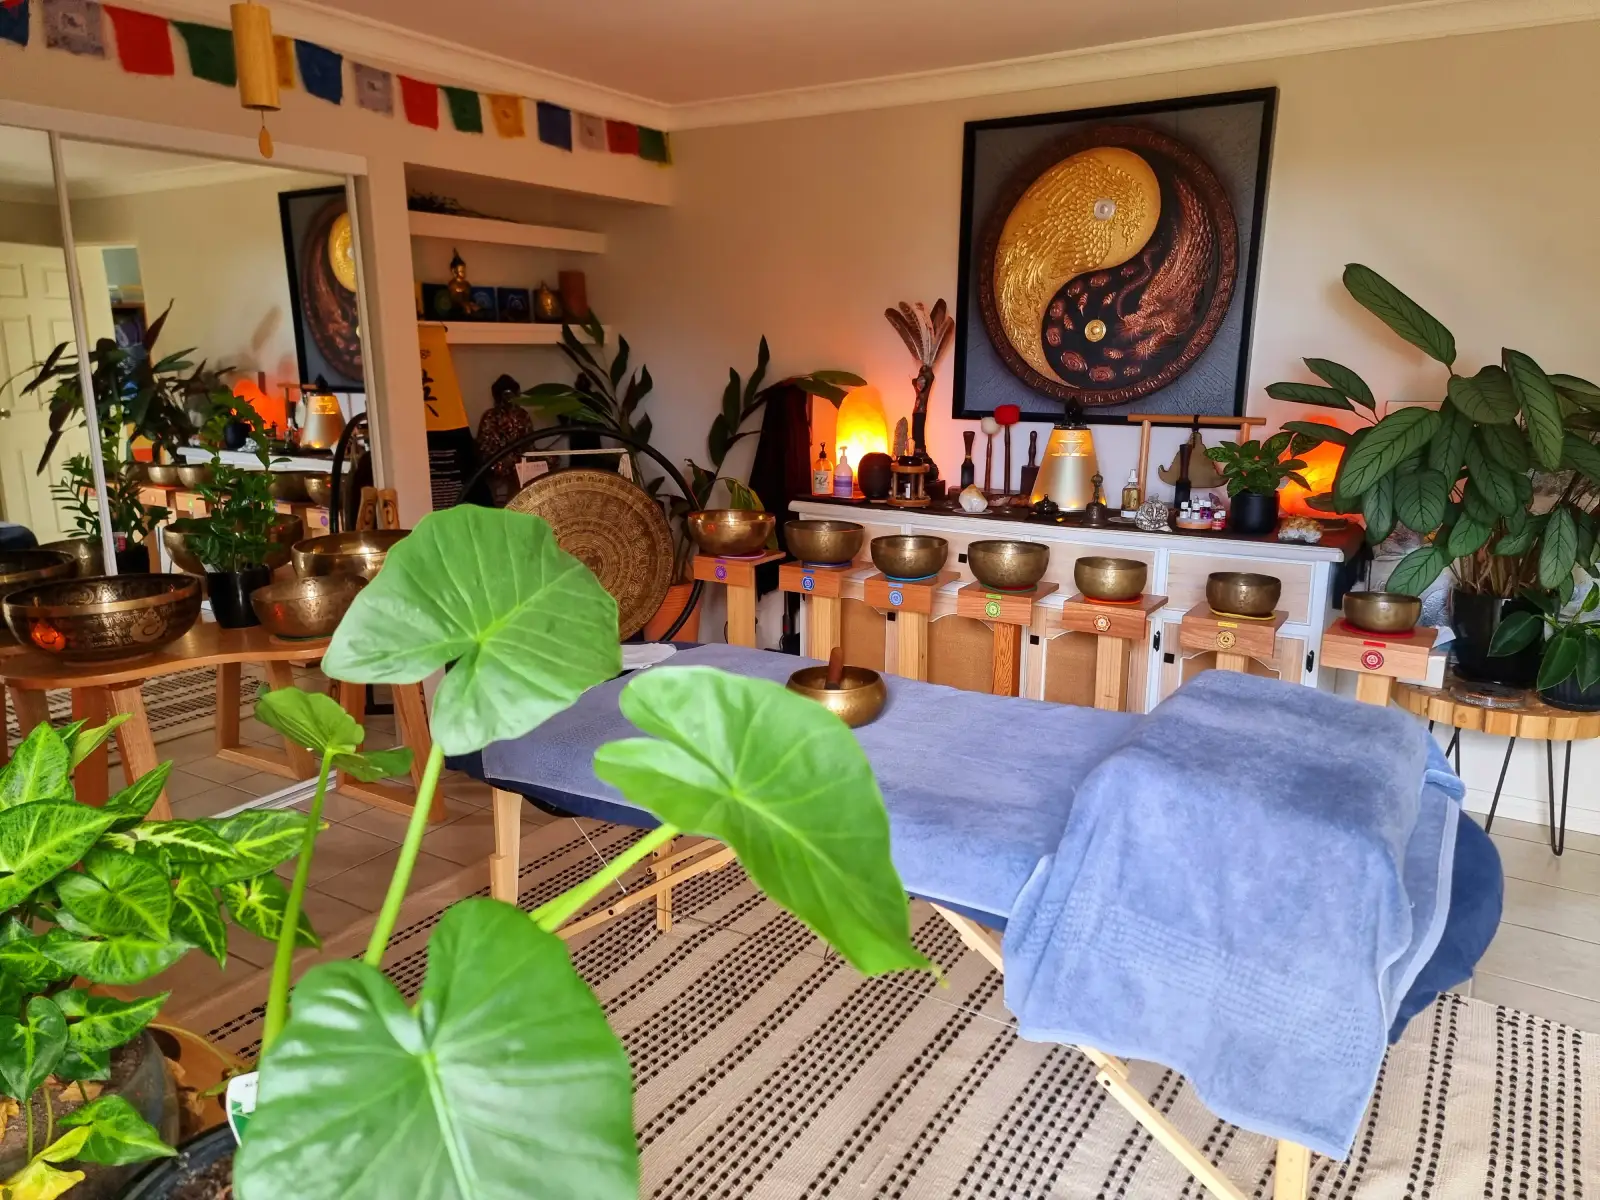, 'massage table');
459,645,1501,1200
